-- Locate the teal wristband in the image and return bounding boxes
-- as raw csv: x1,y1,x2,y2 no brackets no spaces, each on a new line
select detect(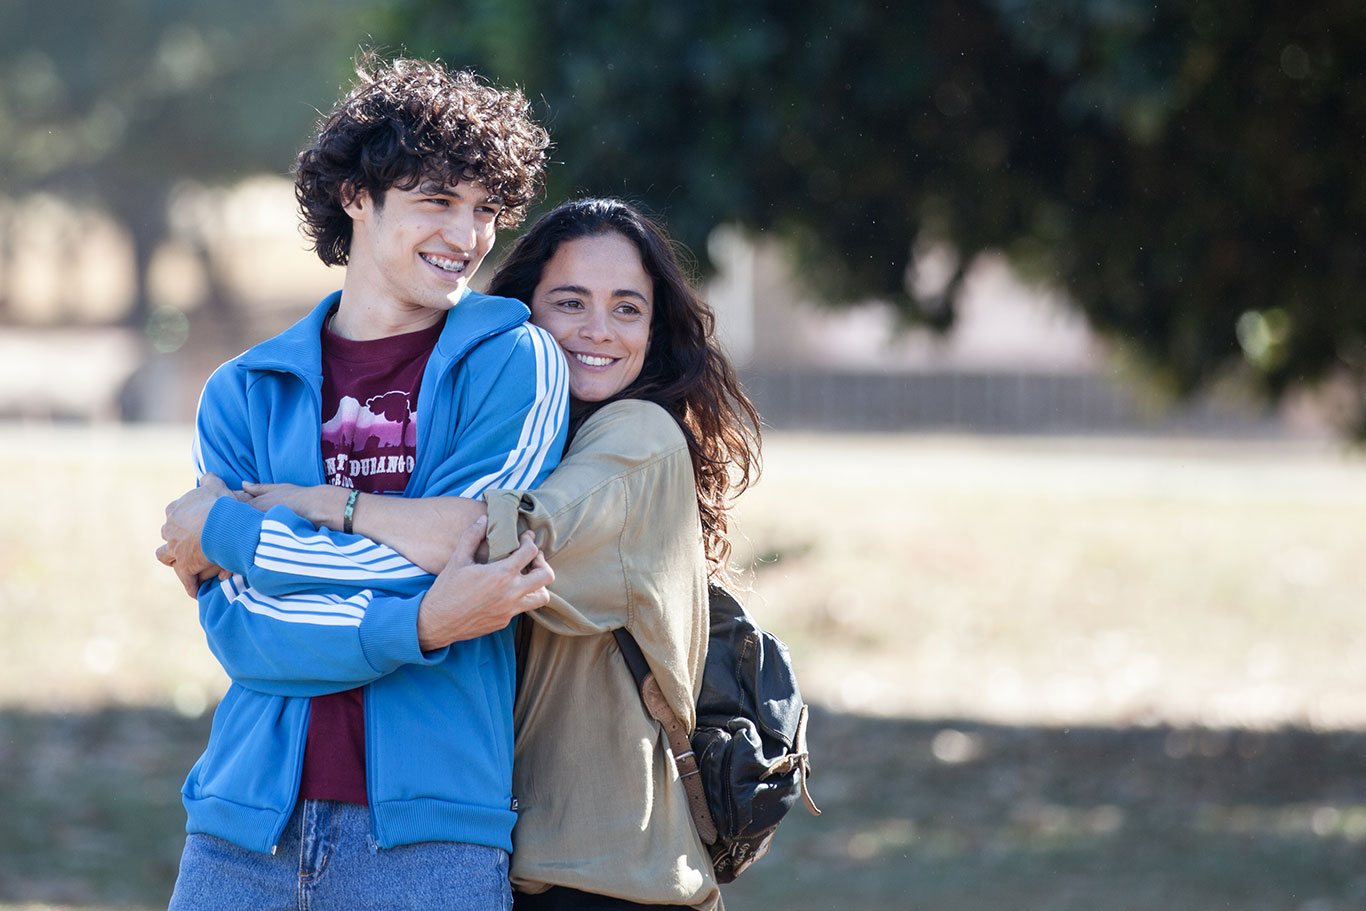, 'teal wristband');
343,489,359,535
